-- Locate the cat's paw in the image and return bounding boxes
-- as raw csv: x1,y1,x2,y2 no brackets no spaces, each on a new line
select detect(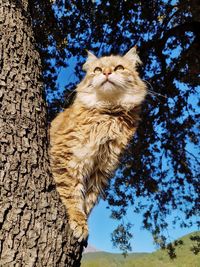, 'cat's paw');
69,217,88,242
